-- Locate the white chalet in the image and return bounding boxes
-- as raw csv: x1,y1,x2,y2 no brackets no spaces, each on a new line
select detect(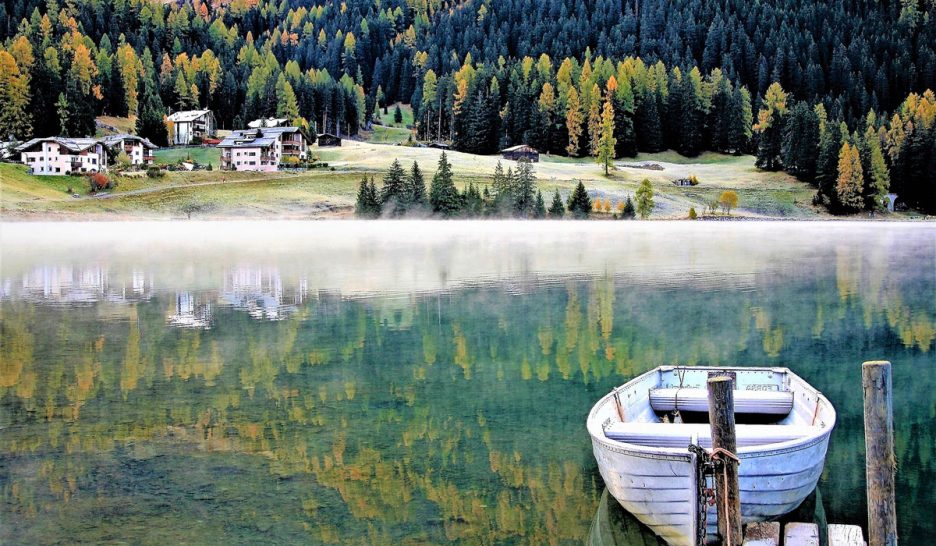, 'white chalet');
100,134,158,166
217,127,309,172
166,110,216,145
16,137,107,175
